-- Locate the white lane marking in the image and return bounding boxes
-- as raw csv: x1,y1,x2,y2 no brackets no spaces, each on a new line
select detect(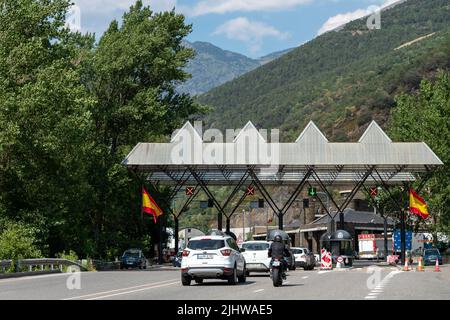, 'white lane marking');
364,270,401,300
87,281,179,300
253,289,264,293
0,273,70,283
63,278,178,300
302,276,308,279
